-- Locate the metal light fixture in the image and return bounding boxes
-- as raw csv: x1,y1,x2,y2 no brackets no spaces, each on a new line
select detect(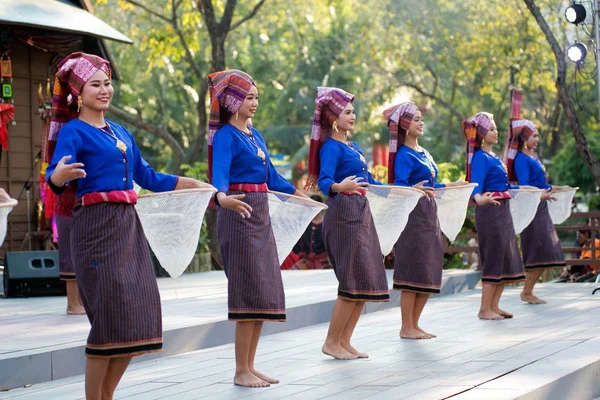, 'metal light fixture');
565,3,587,25
567,42,588,65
